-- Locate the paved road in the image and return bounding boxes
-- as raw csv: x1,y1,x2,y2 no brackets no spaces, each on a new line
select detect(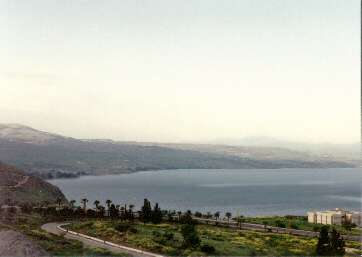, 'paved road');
41,223,163,257
193,217,362,242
